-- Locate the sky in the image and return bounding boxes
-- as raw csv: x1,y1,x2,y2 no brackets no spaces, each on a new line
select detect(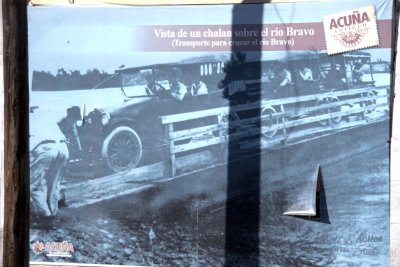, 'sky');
28,0,393,79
